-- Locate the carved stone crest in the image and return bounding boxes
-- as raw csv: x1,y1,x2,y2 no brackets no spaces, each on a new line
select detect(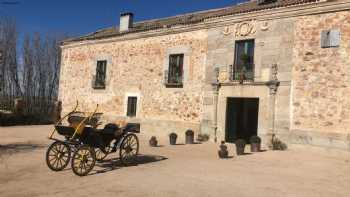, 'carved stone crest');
222,20,256,37
235,21,256,37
